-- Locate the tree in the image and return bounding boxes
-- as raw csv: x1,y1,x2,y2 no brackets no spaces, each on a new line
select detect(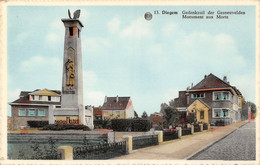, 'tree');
134,111,139,118
160,103,168,115
141,111,148,119
188,112,196,124
169,99,177,107
163,106,179,127
249,102,256,114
